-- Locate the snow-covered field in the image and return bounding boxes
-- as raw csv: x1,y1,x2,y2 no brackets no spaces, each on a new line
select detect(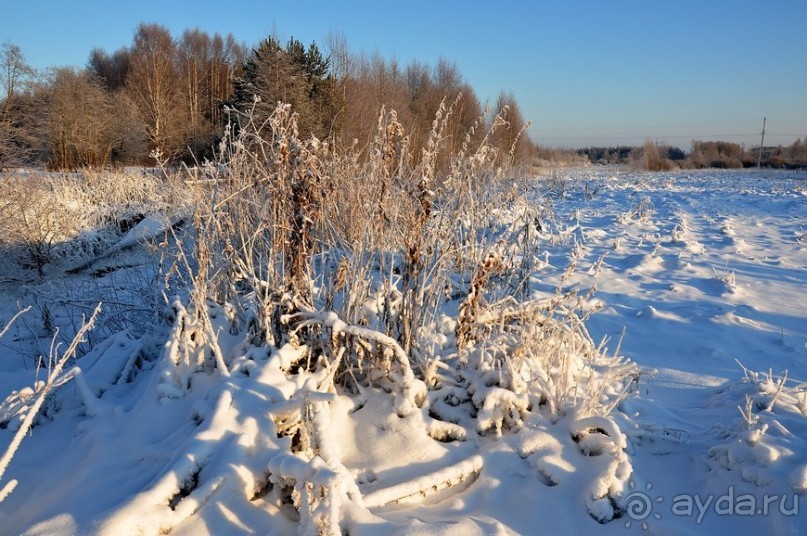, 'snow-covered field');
0,168,805,535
